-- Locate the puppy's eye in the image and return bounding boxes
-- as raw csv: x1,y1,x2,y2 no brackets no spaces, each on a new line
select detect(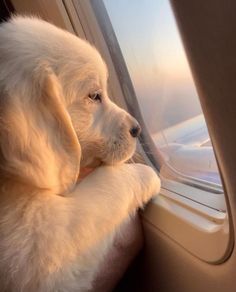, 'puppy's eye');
88,92,102,103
